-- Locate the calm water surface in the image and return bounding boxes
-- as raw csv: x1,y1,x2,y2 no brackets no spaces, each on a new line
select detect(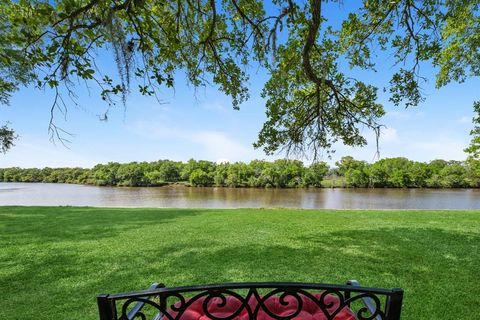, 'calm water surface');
1,182,480,209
